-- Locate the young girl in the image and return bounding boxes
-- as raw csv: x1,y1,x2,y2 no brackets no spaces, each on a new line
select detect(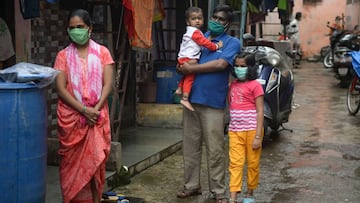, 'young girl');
228,53,264,203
